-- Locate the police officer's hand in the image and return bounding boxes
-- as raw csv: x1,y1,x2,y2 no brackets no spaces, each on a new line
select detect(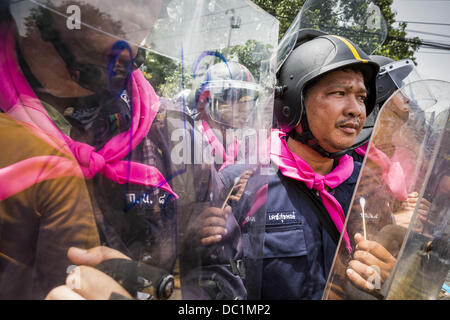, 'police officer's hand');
198,206,231,246
229,170,254,203
346,233,396,293
45,246,133,300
